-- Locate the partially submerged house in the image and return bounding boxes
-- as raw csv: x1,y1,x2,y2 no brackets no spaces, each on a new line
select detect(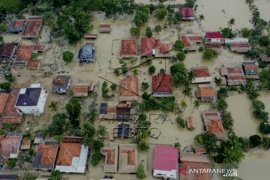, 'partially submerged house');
179,7,195,21
101,143,119,173
15,83,48,116
118,144,138,173
21,17,43,39
0,133,22,159
0,89,23,124
180,152,211,180
8,19,25,33
119,76,138,101
141,37,171,58
195,84,216,102
204,43,222,52
0,41,19,63
33,141,59,171
191,67,212,84
187,116,195,130
152,72,173,97
242,61,259,79
20,137,31,150
114,123,131,138
201,111,227,140
15,44,45,66
120,39,137,58
204,31,223,44
98,24,111,33
78,44,95,64
72,83,93,97
55,136,89,173
180,34,203,51
153,145,178,180
84,33,98,40
52,75,71,94
231,43,252,53
220,66,247,86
